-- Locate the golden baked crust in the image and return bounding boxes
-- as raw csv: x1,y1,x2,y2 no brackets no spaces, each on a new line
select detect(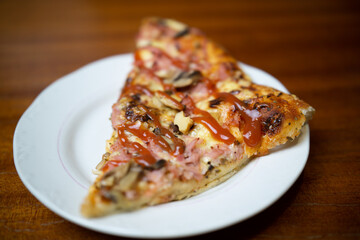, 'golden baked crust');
81,18,314,217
